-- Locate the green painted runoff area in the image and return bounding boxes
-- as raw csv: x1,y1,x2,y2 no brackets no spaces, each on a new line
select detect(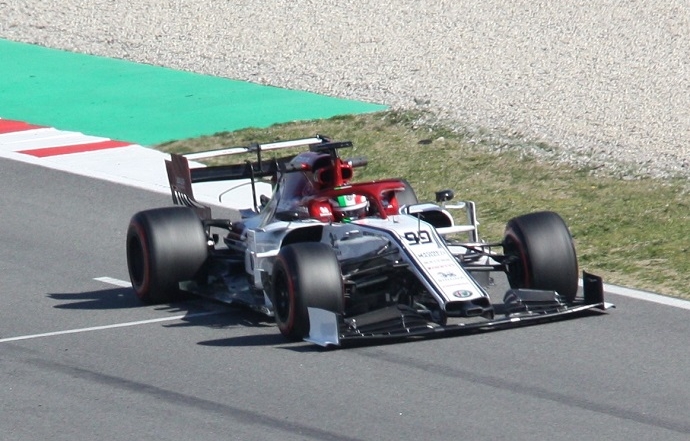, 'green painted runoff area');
0,39,386,145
